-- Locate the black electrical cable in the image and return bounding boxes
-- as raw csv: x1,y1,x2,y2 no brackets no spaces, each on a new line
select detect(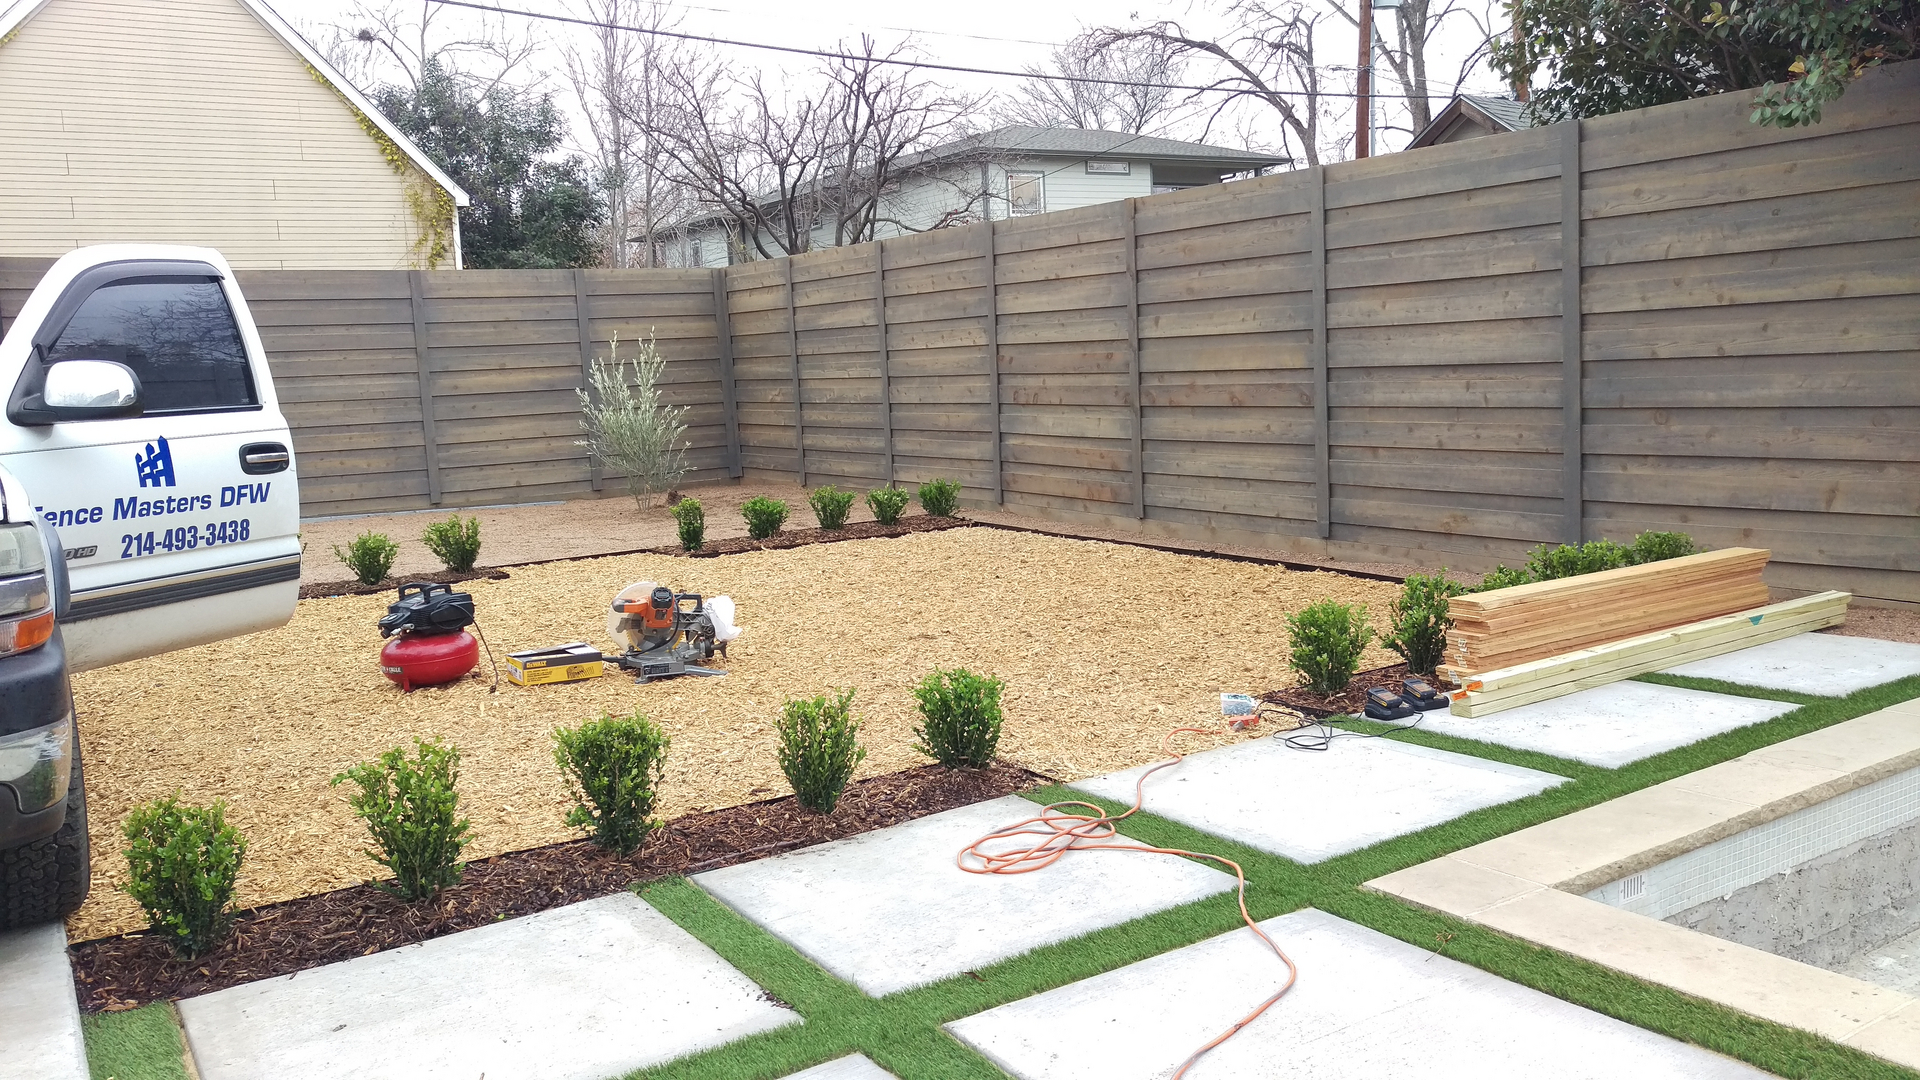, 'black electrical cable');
1263,700,1426,751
